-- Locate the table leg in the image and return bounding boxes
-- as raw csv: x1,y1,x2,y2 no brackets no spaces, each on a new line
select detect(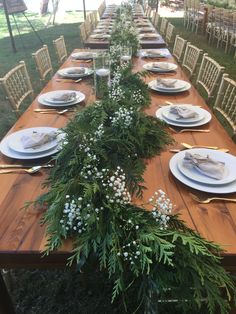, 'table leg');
0,271,15,314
